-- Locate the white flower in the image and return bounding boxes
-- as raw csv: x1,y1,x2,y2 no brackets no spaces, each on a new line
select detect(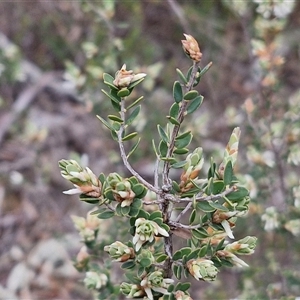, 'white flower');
133,218,169,251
